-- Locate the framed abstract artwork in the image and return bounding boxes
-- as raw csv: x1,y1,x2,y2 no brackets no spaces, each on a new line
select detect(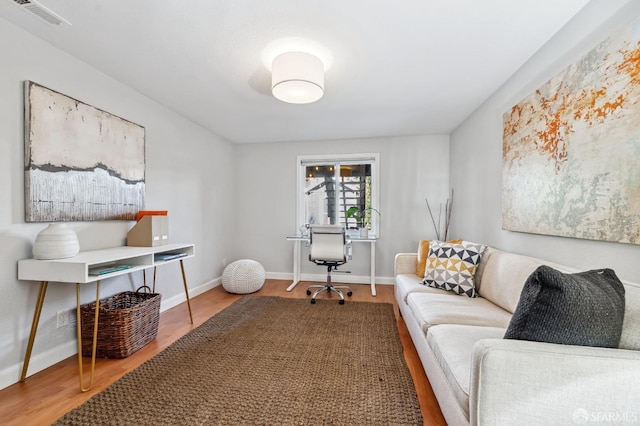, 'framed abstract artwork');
502,17,640,245
24,81,145,222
